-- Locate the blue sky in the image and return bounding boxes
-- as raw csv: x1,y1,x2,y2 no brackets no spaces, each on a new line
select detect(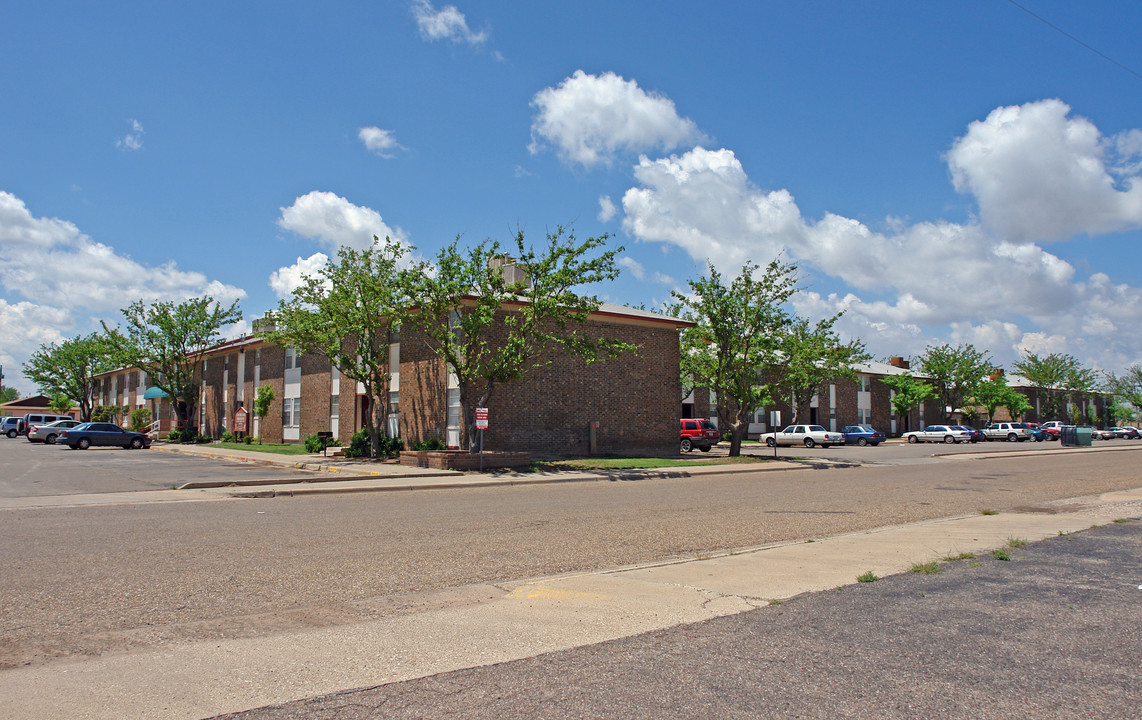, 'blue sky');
4,1,1142,394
